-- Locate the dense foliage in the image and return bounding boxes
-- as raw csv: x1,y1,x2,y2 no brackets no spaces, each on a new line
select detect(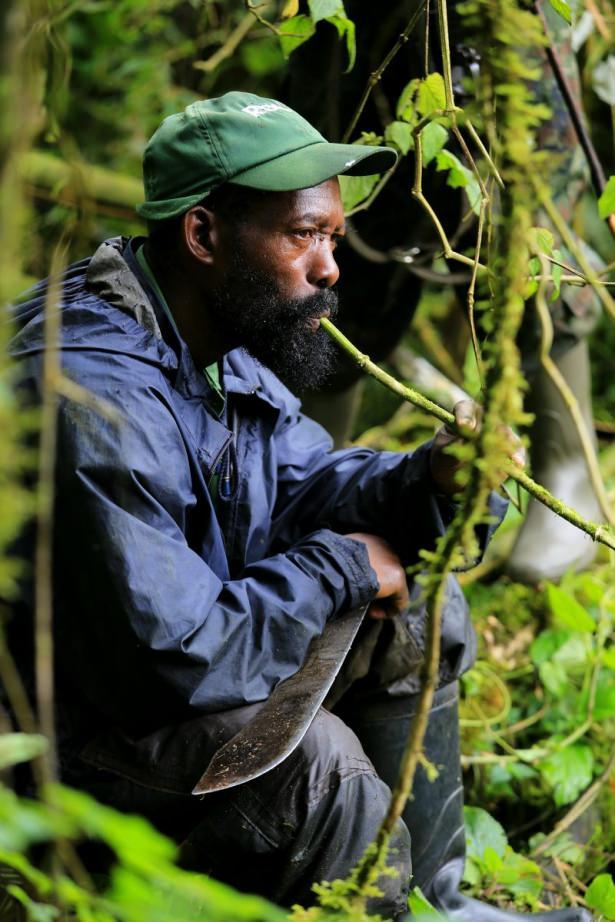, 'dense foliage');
0,0,614,919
